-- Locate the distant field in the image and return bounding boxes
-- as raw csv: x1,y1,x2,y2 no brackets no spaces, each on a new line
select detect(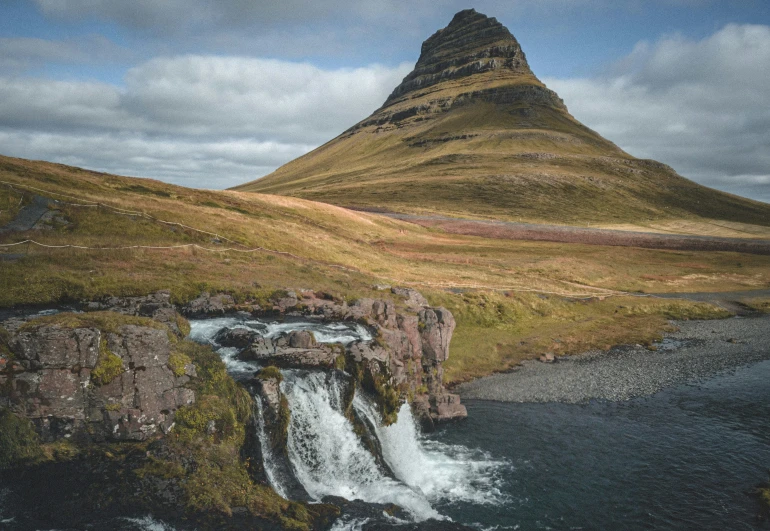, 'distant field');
3,154,769,382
